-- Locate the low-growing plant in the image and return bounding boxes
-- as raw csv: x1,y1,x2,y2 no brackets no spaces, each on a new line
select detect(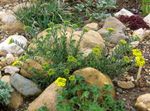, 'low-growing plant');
72,0,116,21
15,0,71,37
0,80,13,105
56,75,125,111
37,106,49,111
118,15,150,30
